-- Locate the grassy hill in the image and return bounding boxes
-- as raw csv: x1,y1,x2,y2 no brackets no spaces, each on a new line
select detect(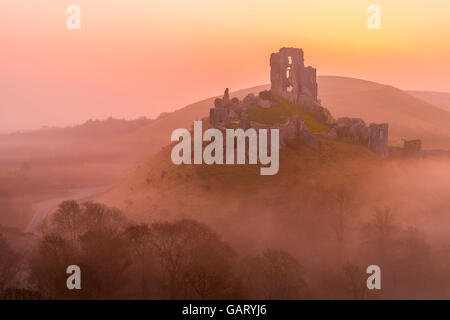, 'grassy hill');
247,95,331,133
90,76,450,236
92,136,383,254
118,86,269,150
120,76,450,152
408,91,450,113
318,76,450,149
88,80,450,282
